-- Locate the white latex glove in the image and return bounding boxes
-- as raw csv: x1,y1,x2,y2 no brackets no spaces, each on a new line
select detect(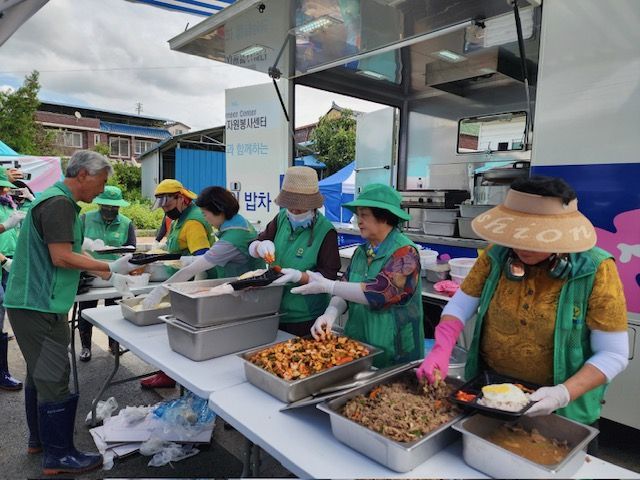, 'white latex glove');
179,256,197,268
82,238,106,252
2,258,12,272
526,384,571,416
1,210,26,230
151,240,166,251
110,273,133,299
251,240,275,261
271,268,302,286
310,306,339,340
141,285,168,309
19,188,35,202
290,271,335,296
108,253,136,274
